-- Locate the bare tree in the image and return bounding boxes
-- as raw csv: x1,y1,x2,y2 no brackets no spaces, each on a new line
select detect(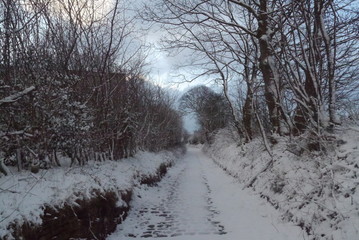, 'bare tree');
180,85,231,142
142,0,358,138
142,0,290,134
0,0,184,172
